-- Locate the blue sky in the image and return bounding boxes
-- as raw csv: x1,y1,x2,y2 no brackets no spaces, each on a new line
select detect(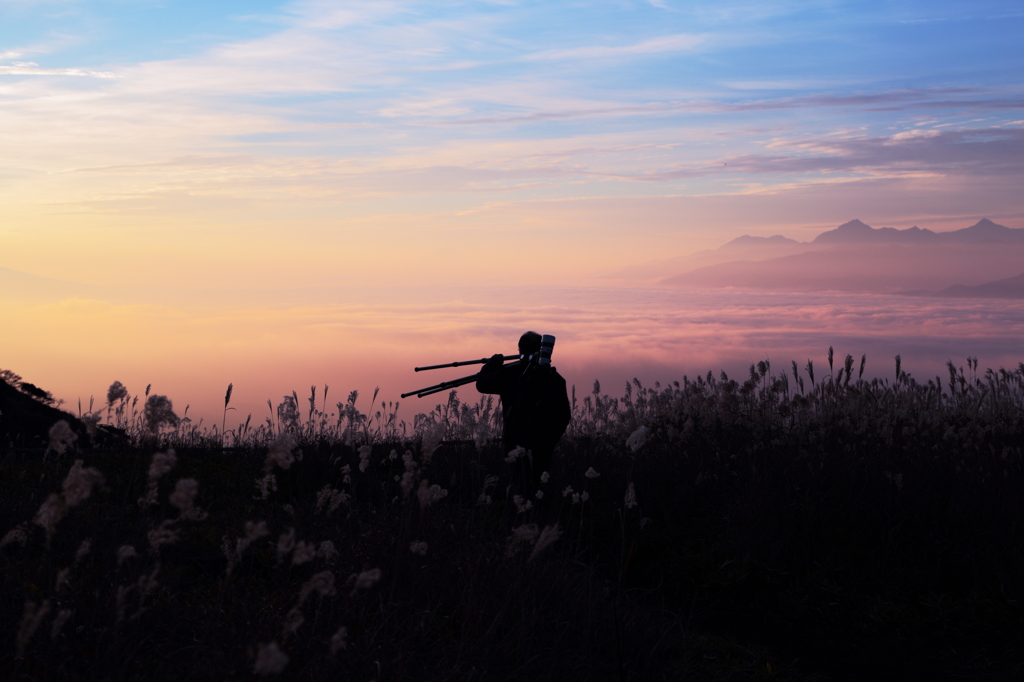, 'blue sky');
2,0,1023,280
